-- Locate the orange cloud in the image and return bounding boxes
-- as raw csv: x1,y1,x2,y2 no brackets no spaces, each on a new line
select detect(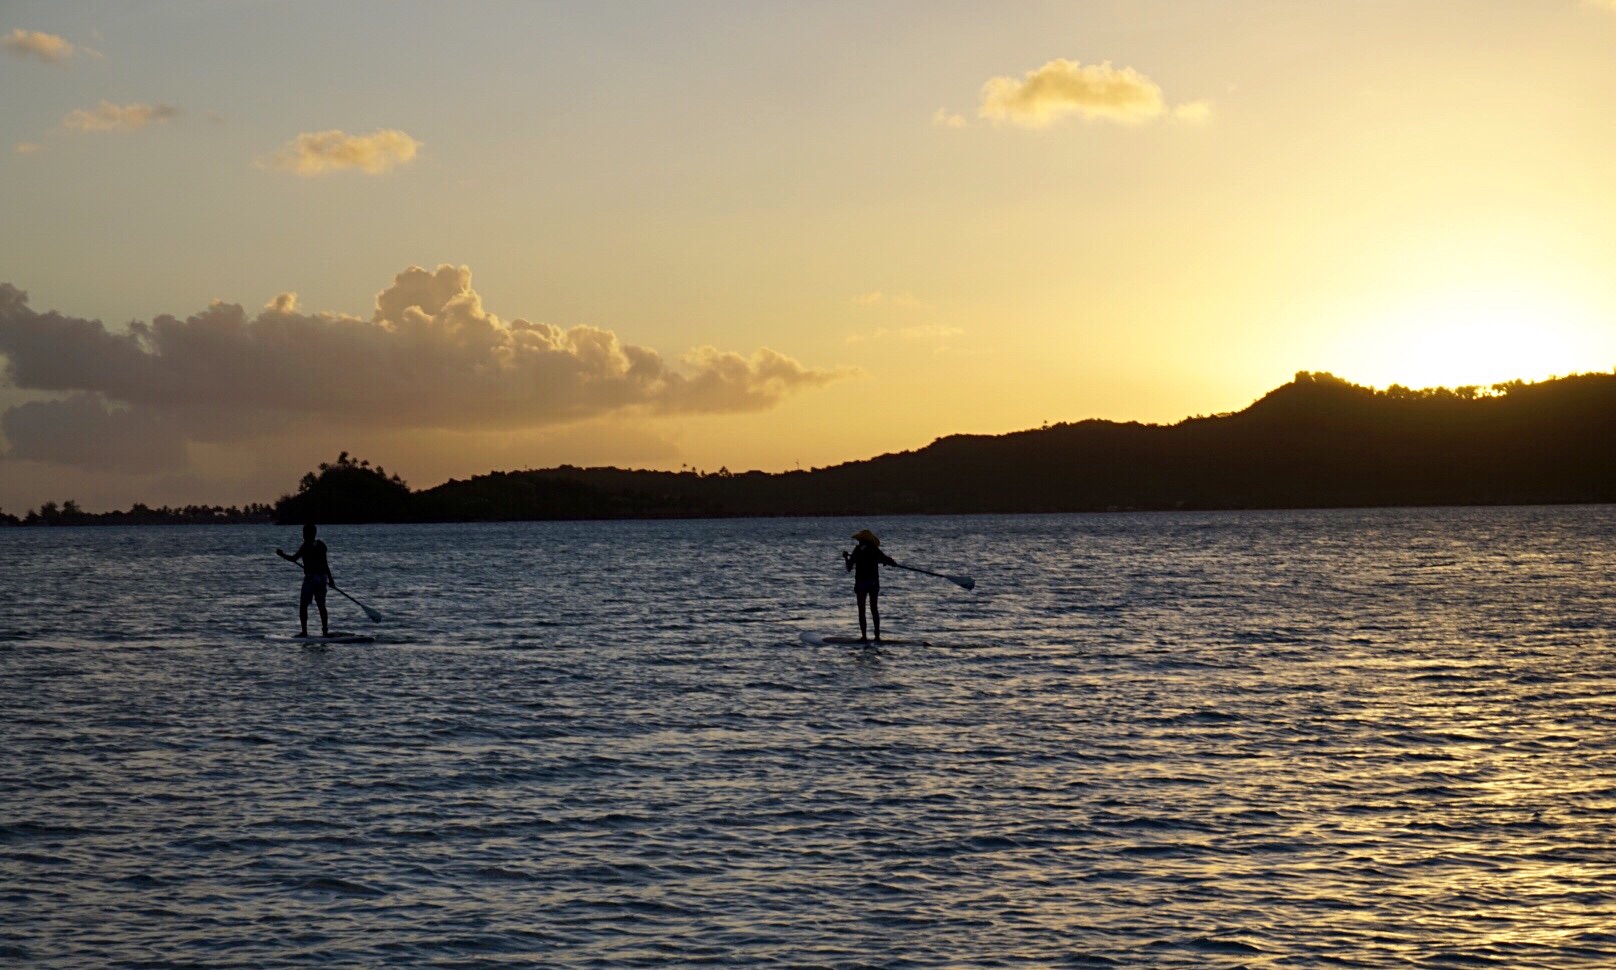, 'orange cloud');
979,59,1164,127
0,266,846,472
265,128,422,176
2,28,77,64
61,101,180,133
